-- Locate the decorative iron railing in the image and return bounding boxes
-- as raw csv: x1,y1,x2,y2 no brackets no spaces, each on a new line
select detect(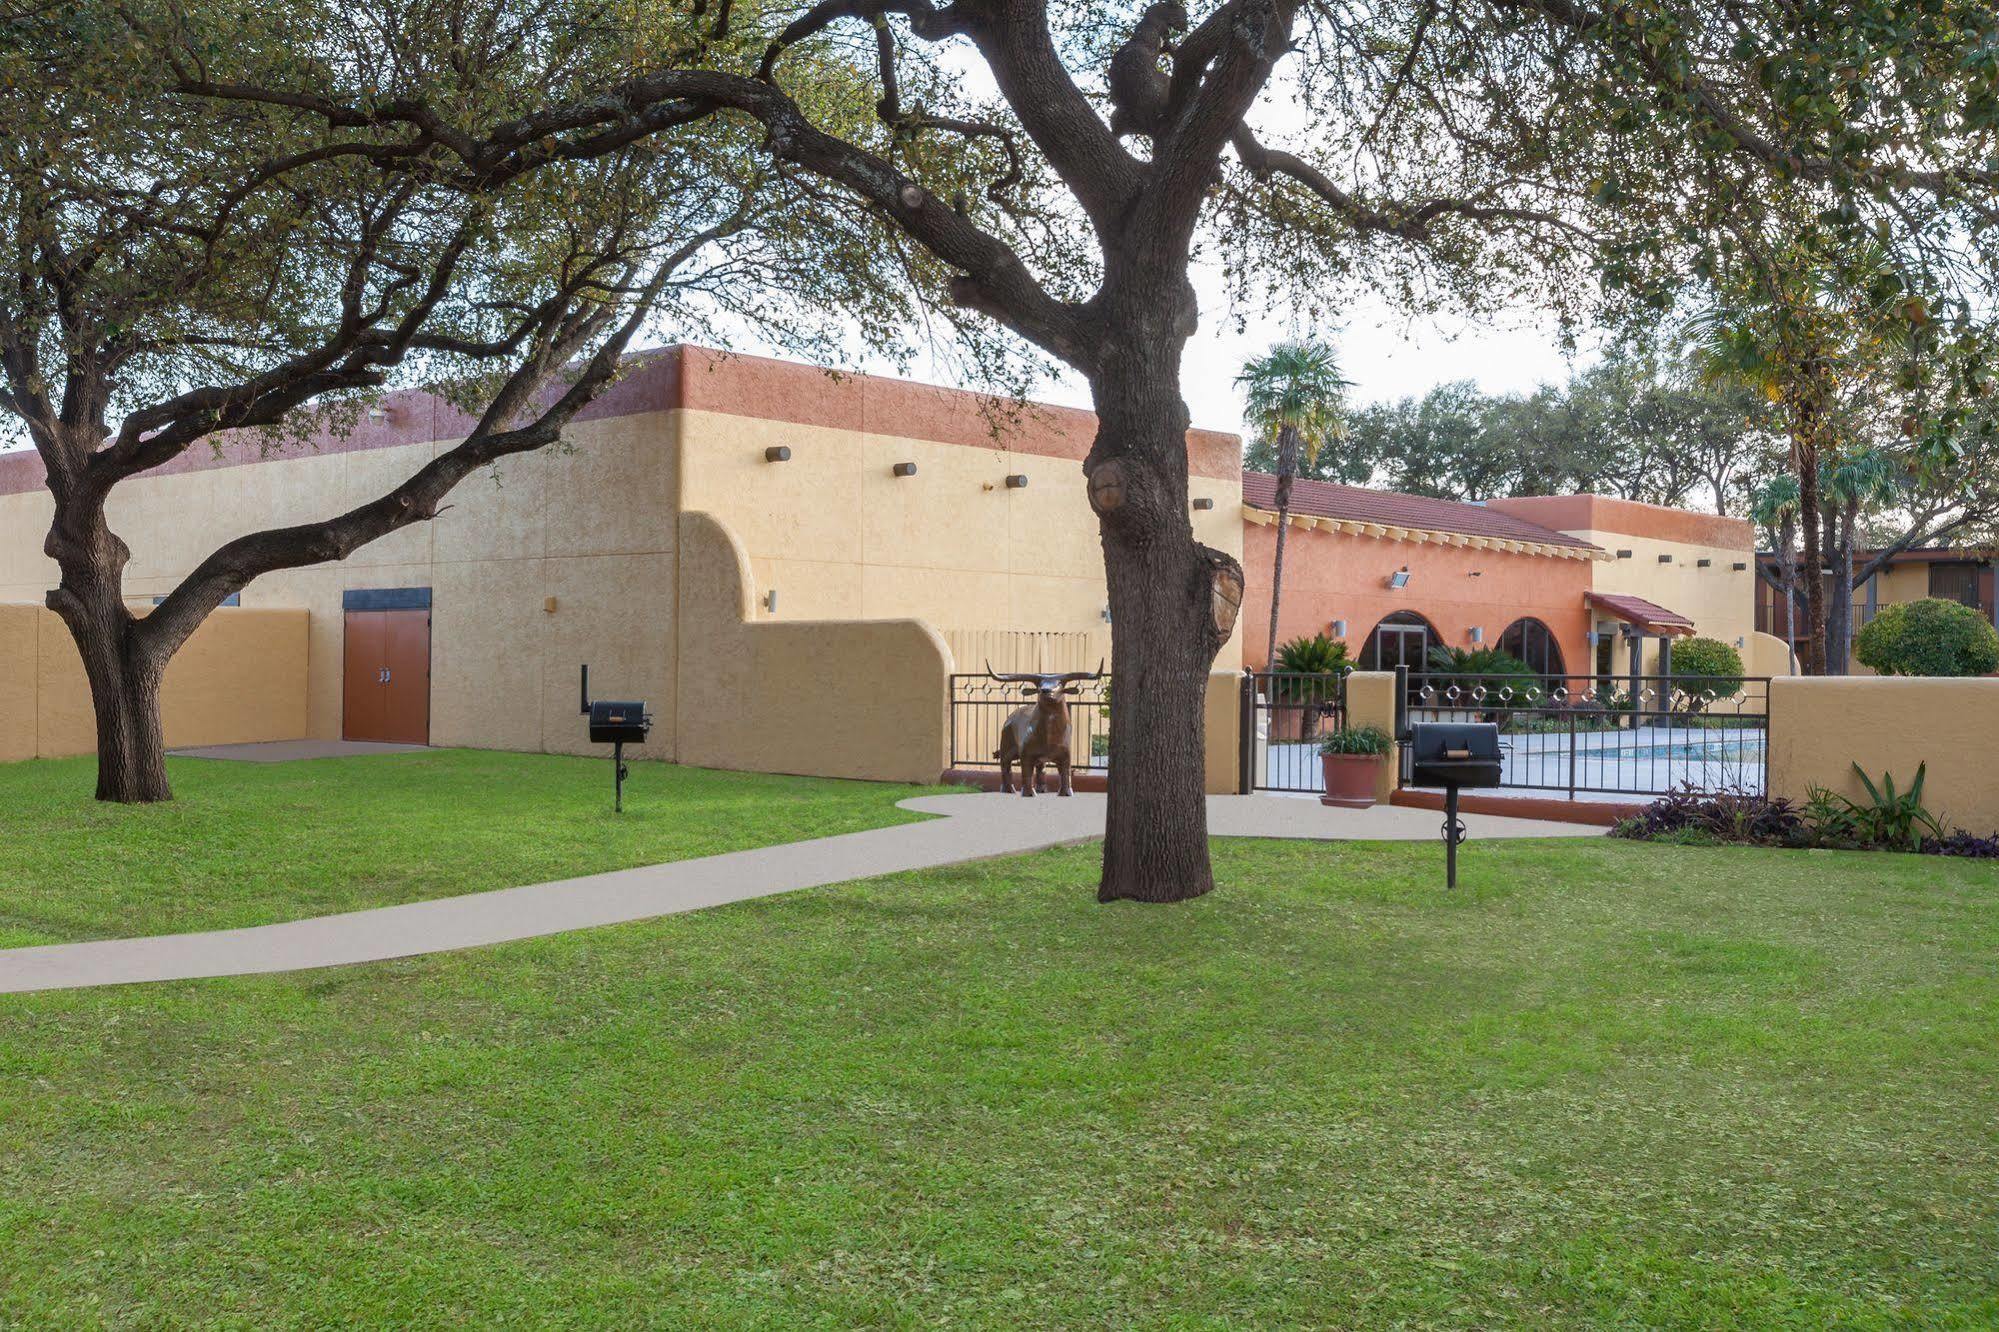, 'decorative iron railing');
1238,670,1351,794
1396,669,1772,797
948,673,1112,774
